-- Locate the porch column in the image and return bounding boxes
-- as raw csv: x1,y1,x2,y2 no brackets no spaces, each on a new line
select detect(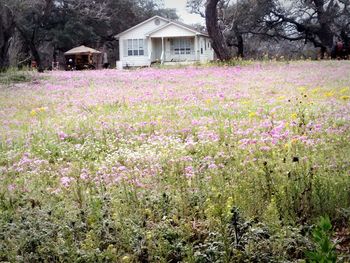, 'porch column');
148,37,152,66
194,35,199,61
161,37,165,64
